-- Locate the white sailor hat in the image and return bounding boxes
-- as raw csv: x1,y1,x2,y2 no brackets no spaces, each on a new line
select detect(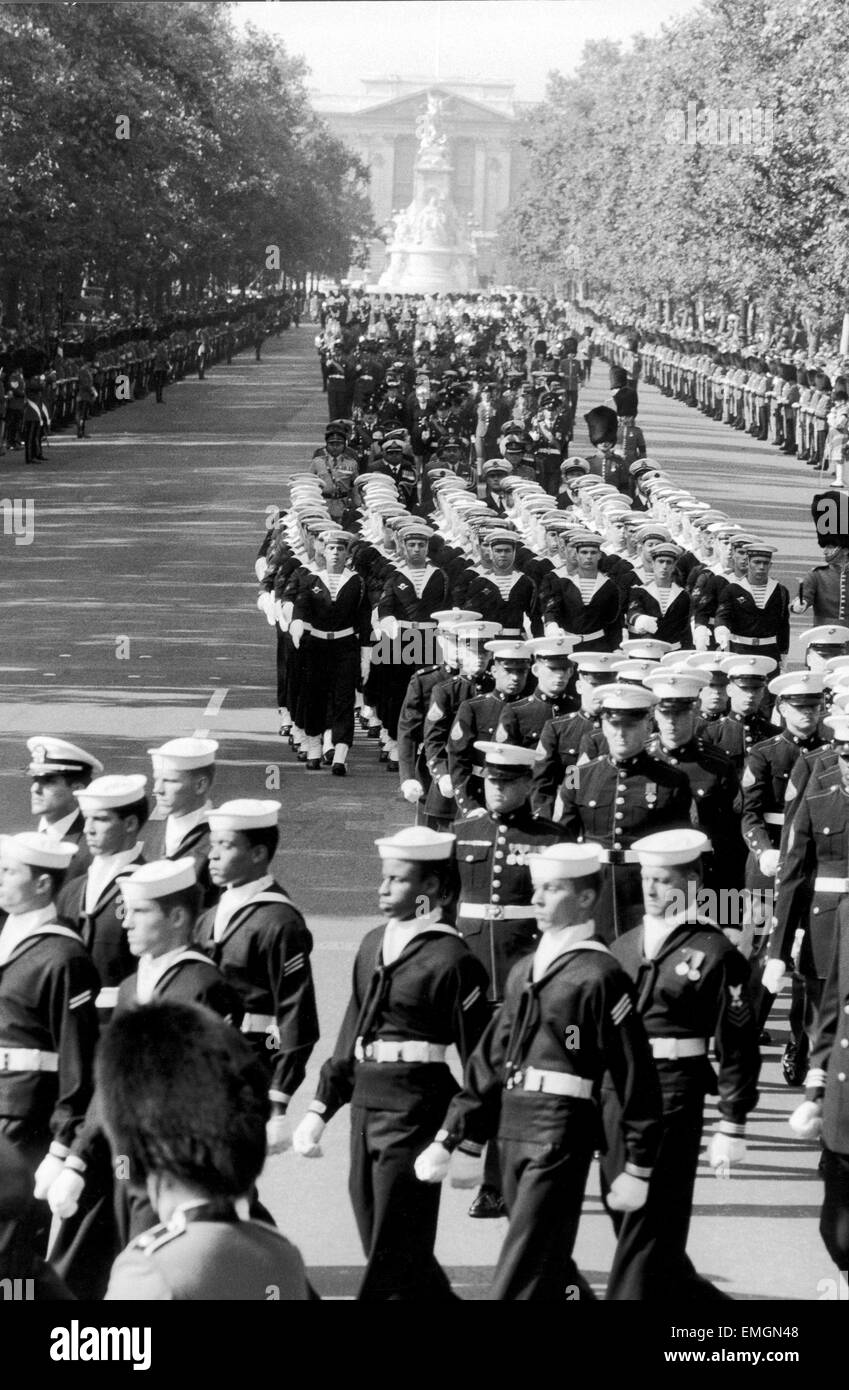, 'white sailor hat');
484,640,533,661
721,655,777,681
148,738,219,770
474,741,537,777
431,607,483,629
744,542,778,558
598,684,658,713
632,828,711,866
643,671,706,701
800,625,849,650
570,530,603,547
26,737,104,778
768,671,825,700
527,636,579,660
728,531,760,548
0,832,78,872
481,527,520,546
75,774,148,813
612,658,661,686
397,522,435,542
574,651,621,676
648,542,683,562
635,525,671,544
207,799,281,831
374,826,455,862
528,842,603,881
542,515,575,533
119,857,197,901
620,639,674,661
453,621,503,643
